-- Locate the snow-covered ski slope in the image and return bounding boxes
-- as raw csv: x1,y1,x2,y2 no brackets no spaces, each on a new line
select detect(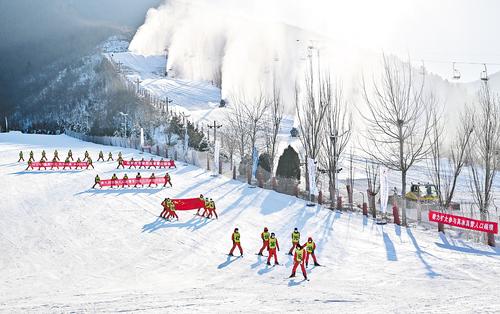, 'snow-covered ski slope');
1,132,499,313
